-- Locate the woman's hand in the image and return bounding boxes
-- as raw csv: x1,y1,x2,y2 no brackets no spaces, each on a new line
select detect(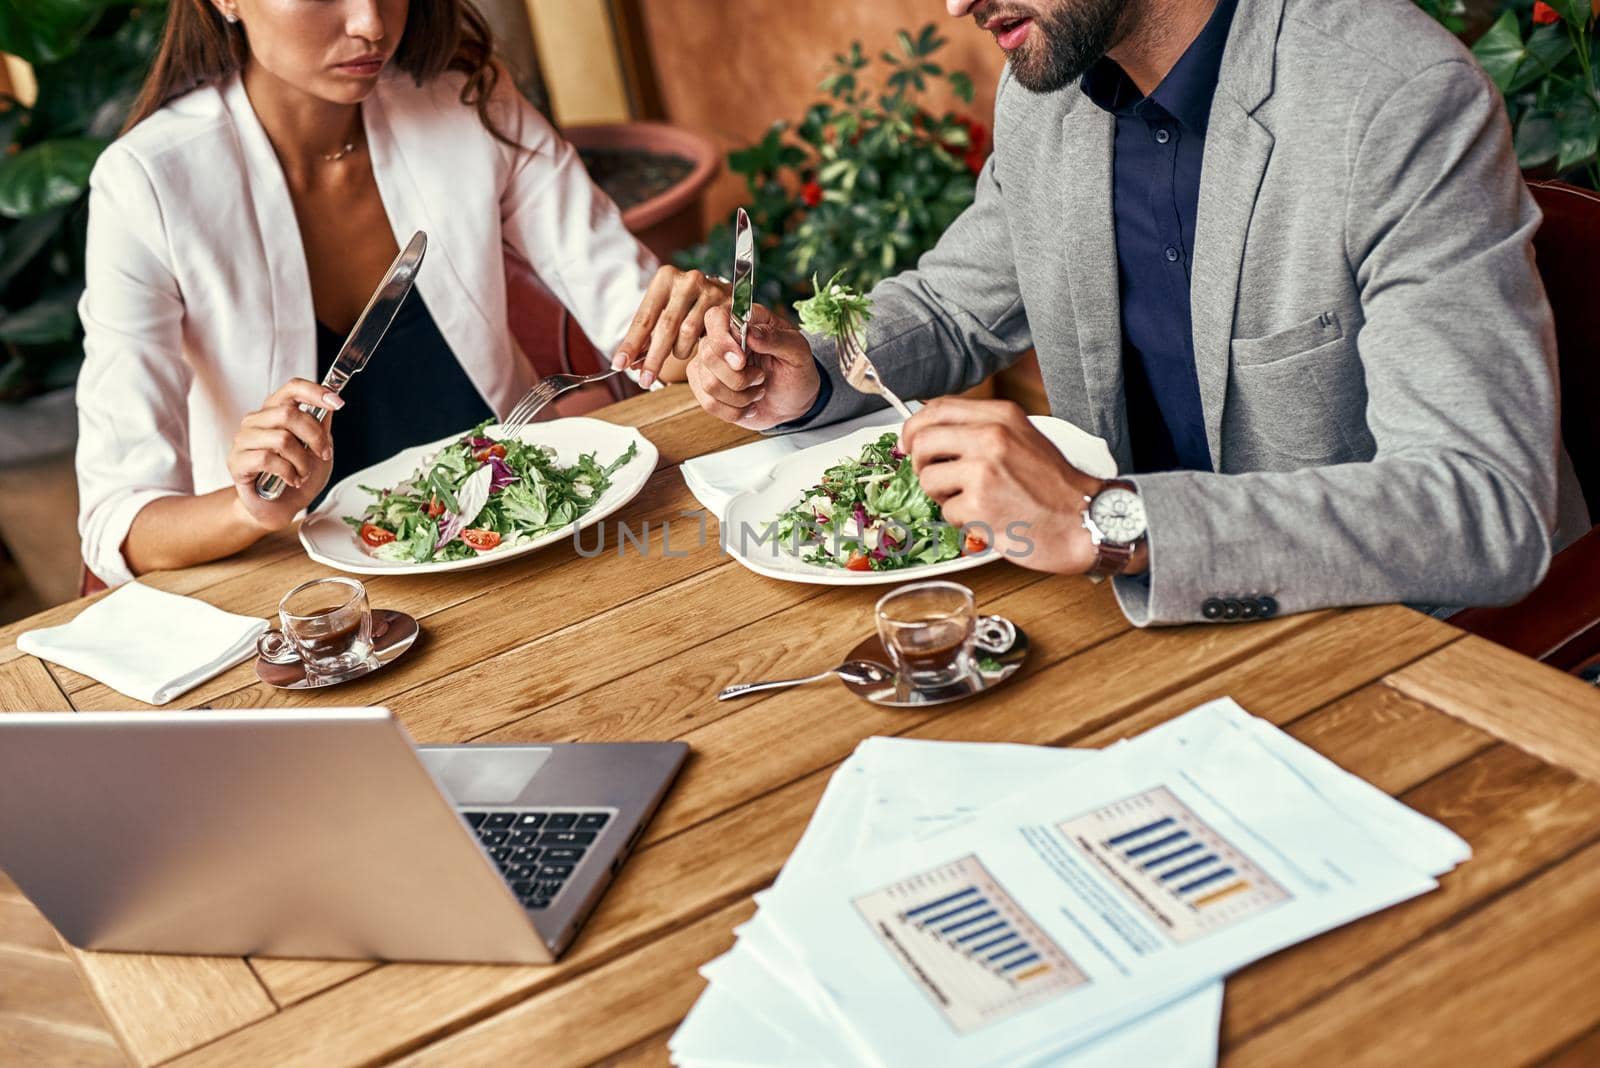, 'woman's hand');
227,379,343,531
611,266,731,387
